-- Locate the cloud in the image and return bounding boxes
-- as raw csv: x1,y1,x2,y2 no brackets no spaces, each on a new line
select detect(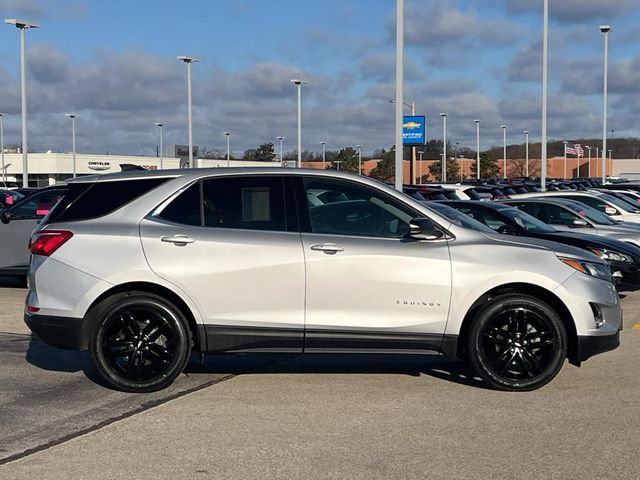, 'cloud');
0,0,42,18
503,0,635,24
